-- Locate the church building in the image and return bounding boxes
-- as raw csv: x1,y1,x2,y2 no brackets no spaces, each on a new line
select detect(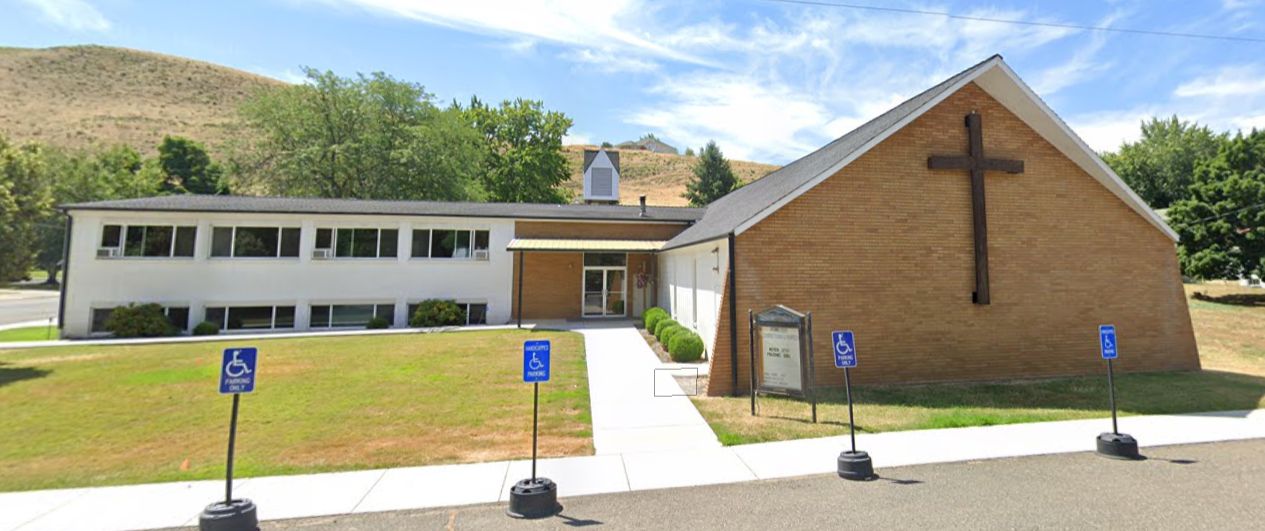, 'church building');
59,55,1199,396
